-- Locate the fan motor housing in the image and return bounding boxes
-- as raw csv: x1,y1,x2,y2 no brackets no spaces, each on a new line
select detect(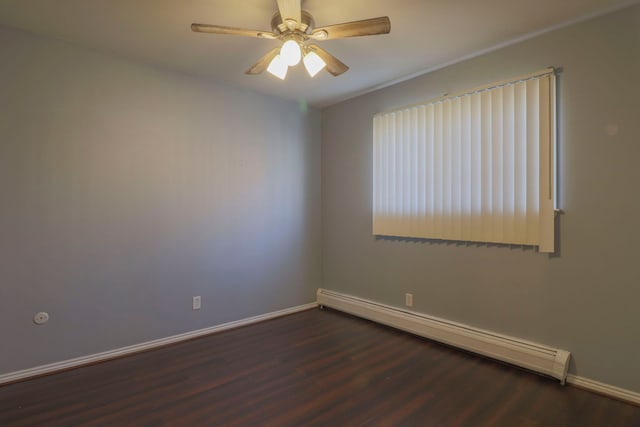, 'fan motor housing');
271,10,314,34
